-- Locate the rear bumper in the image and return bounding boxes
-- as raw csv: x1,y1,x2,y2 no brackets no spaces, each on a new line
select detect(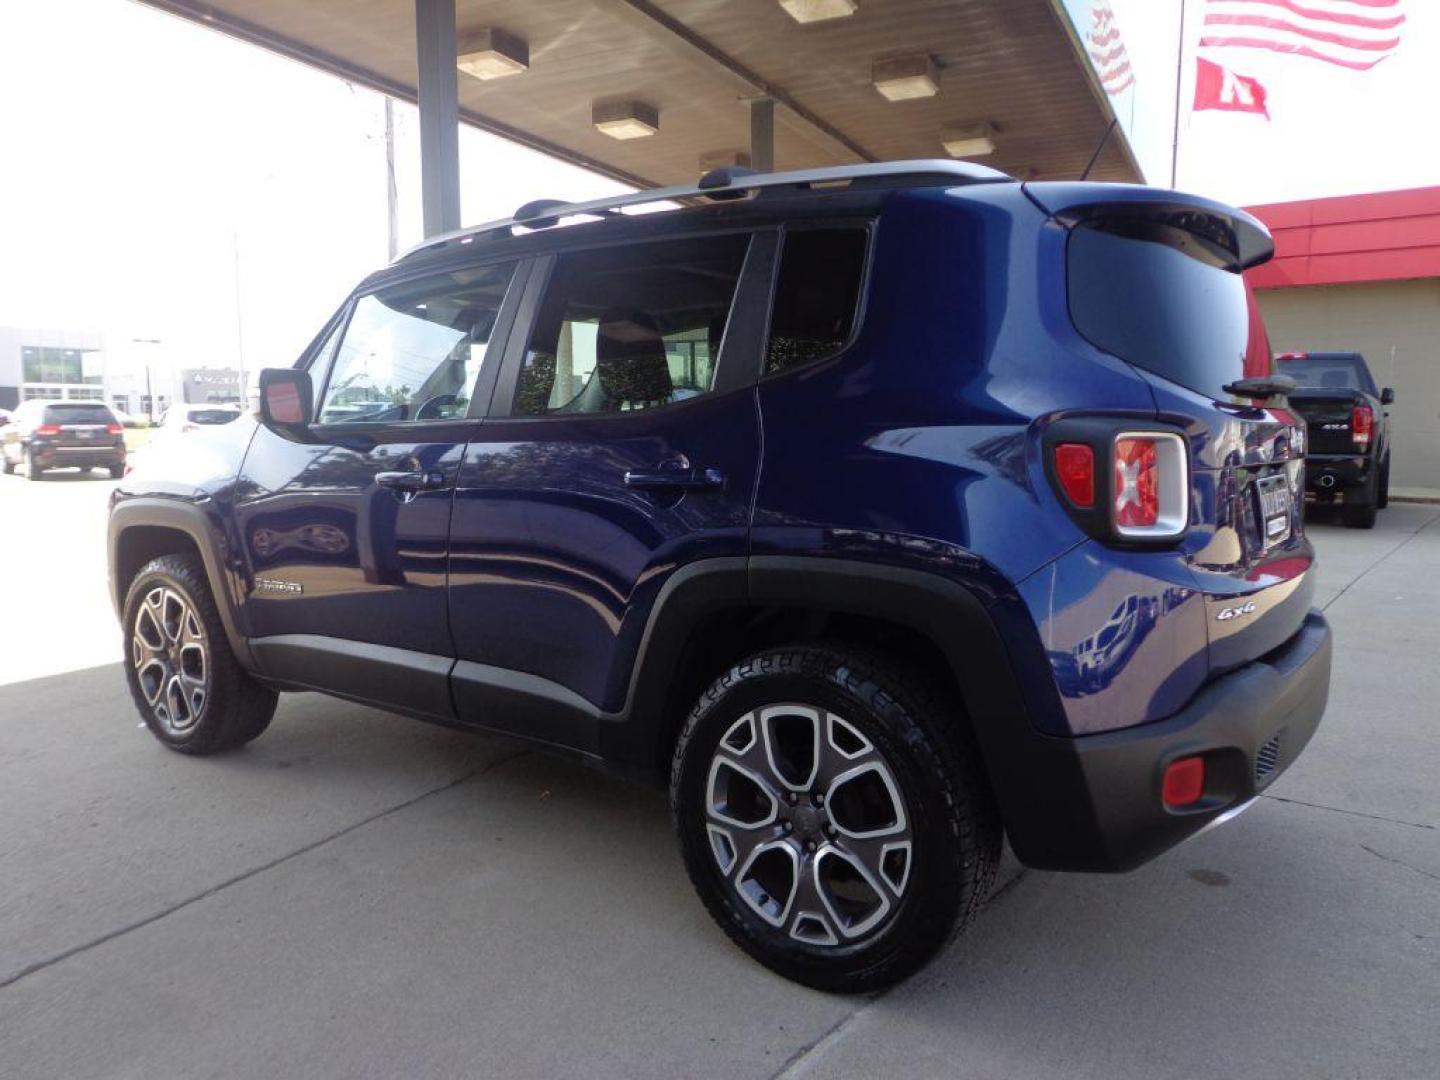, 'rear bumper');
35,444,125,468
999,610,1331,872
1304,452,1371,491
